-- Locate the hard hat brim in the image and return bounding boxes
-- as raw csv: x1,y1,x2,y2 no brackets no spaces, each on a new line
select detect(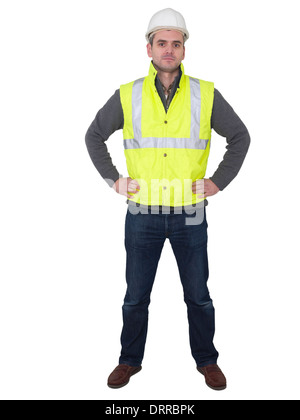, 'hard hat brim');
145,26,189,42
